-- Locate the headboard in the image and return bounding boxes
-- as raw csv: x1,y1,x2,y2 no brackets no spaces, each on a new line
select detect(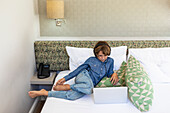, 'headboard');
34,40,170,71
